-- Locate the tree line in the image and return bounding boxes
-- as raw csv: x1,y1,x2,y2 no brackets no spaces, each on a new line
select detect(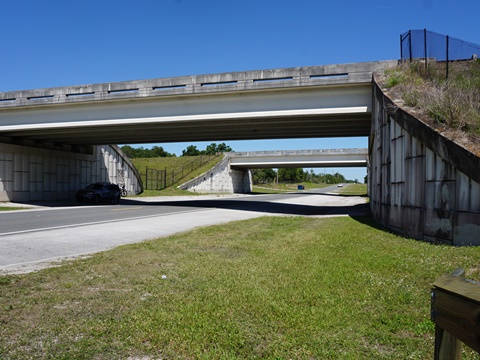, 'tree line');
120,143,232,158
252,168,358,184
